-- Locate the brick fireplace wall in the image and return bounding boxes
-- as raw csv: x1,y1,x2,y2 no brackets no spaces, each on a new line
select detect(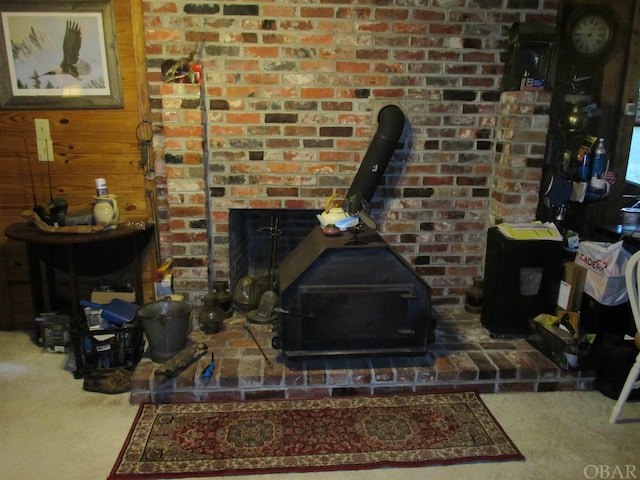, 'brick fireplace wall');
143,1,559,306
